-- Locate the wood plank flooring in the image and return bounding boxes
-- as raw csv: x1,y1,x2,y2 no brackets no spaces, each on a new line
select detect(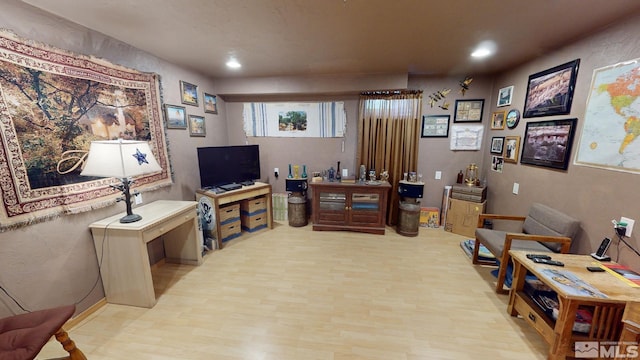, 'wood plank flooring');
38,222,547,359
